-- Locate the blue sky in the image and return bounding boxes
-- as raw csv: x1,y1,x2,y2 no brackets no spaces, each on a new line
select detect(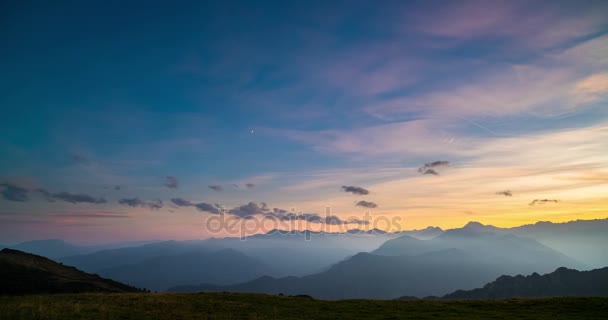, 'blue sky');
1,0,608,243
